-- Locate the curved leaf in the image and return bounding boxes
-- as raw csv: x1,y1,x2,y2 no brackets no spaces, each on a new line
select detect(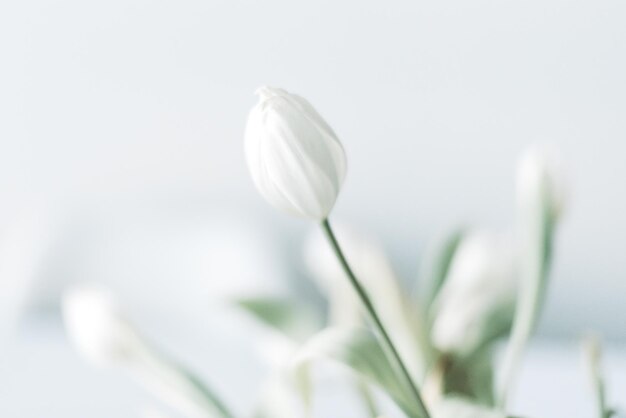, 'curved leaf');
292,326,422,418
233,296,321,342
418,228,465,314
